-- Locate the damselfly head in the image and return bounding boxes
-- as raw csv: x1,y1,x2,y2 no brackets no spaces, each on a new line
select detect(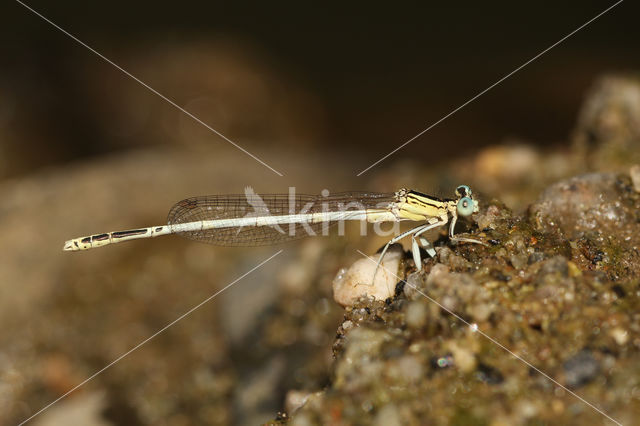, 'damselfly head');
455,185,479,217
